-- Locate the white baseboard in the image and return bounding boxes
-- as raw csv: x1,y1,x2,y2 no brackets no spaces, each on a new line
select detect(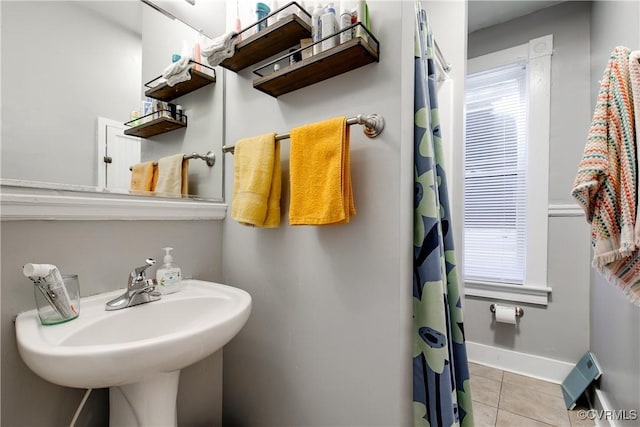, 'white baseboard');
592,389,619,427
466,341,574,384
